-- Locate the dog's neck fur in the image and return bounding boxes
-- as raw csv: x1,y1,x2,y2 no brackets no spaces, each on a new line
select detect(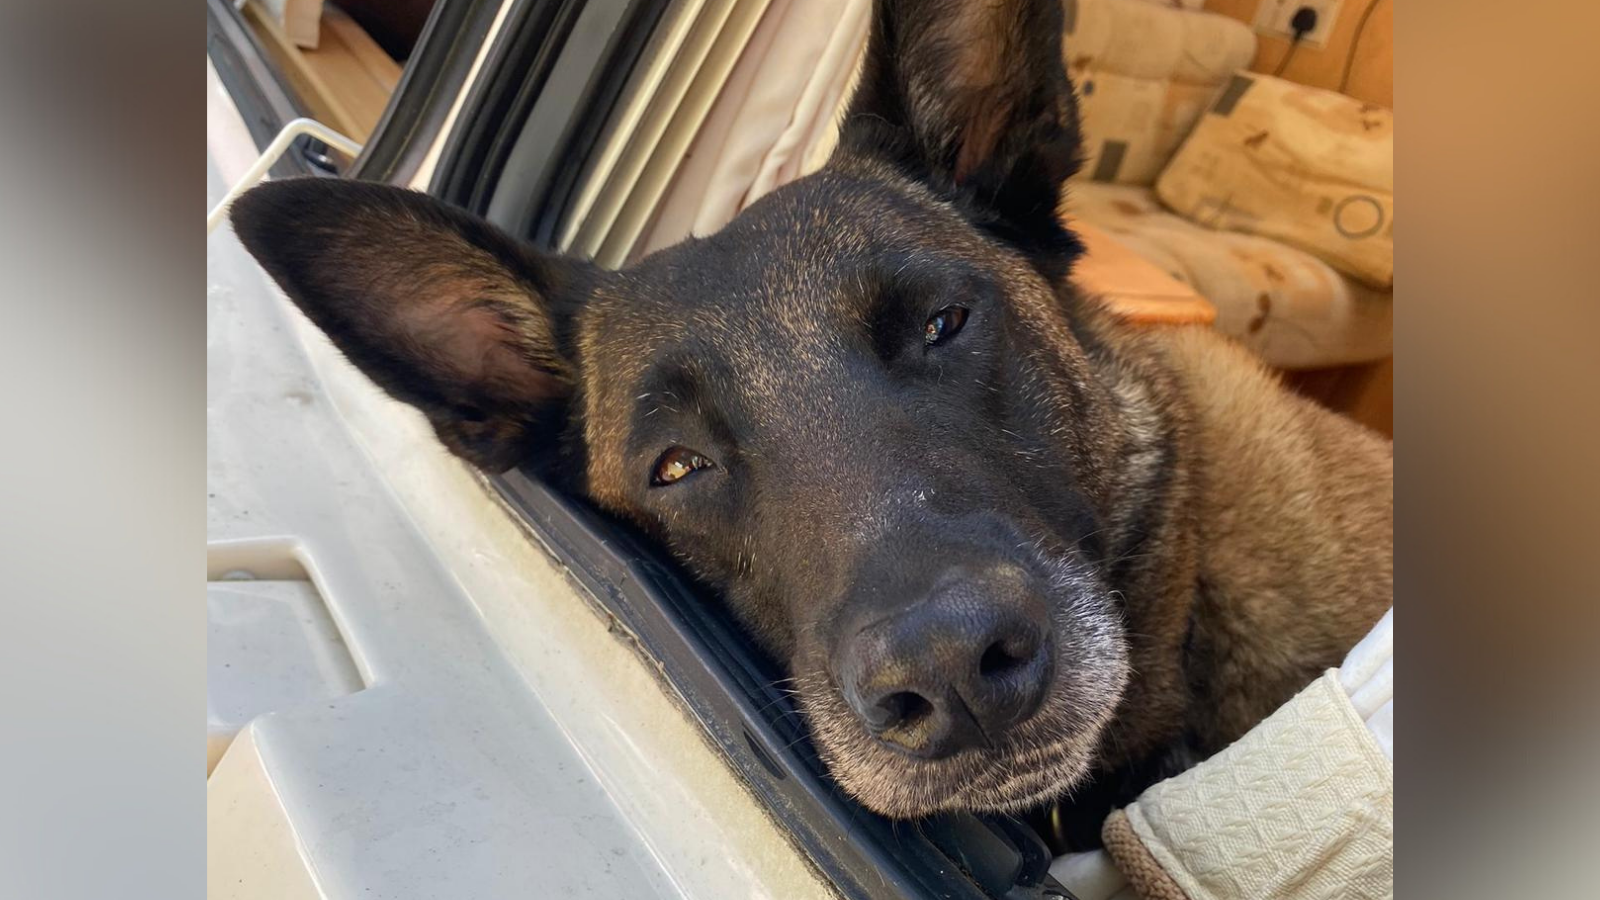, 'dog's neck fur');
1074,303,1391,788
1079,312,1202,768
